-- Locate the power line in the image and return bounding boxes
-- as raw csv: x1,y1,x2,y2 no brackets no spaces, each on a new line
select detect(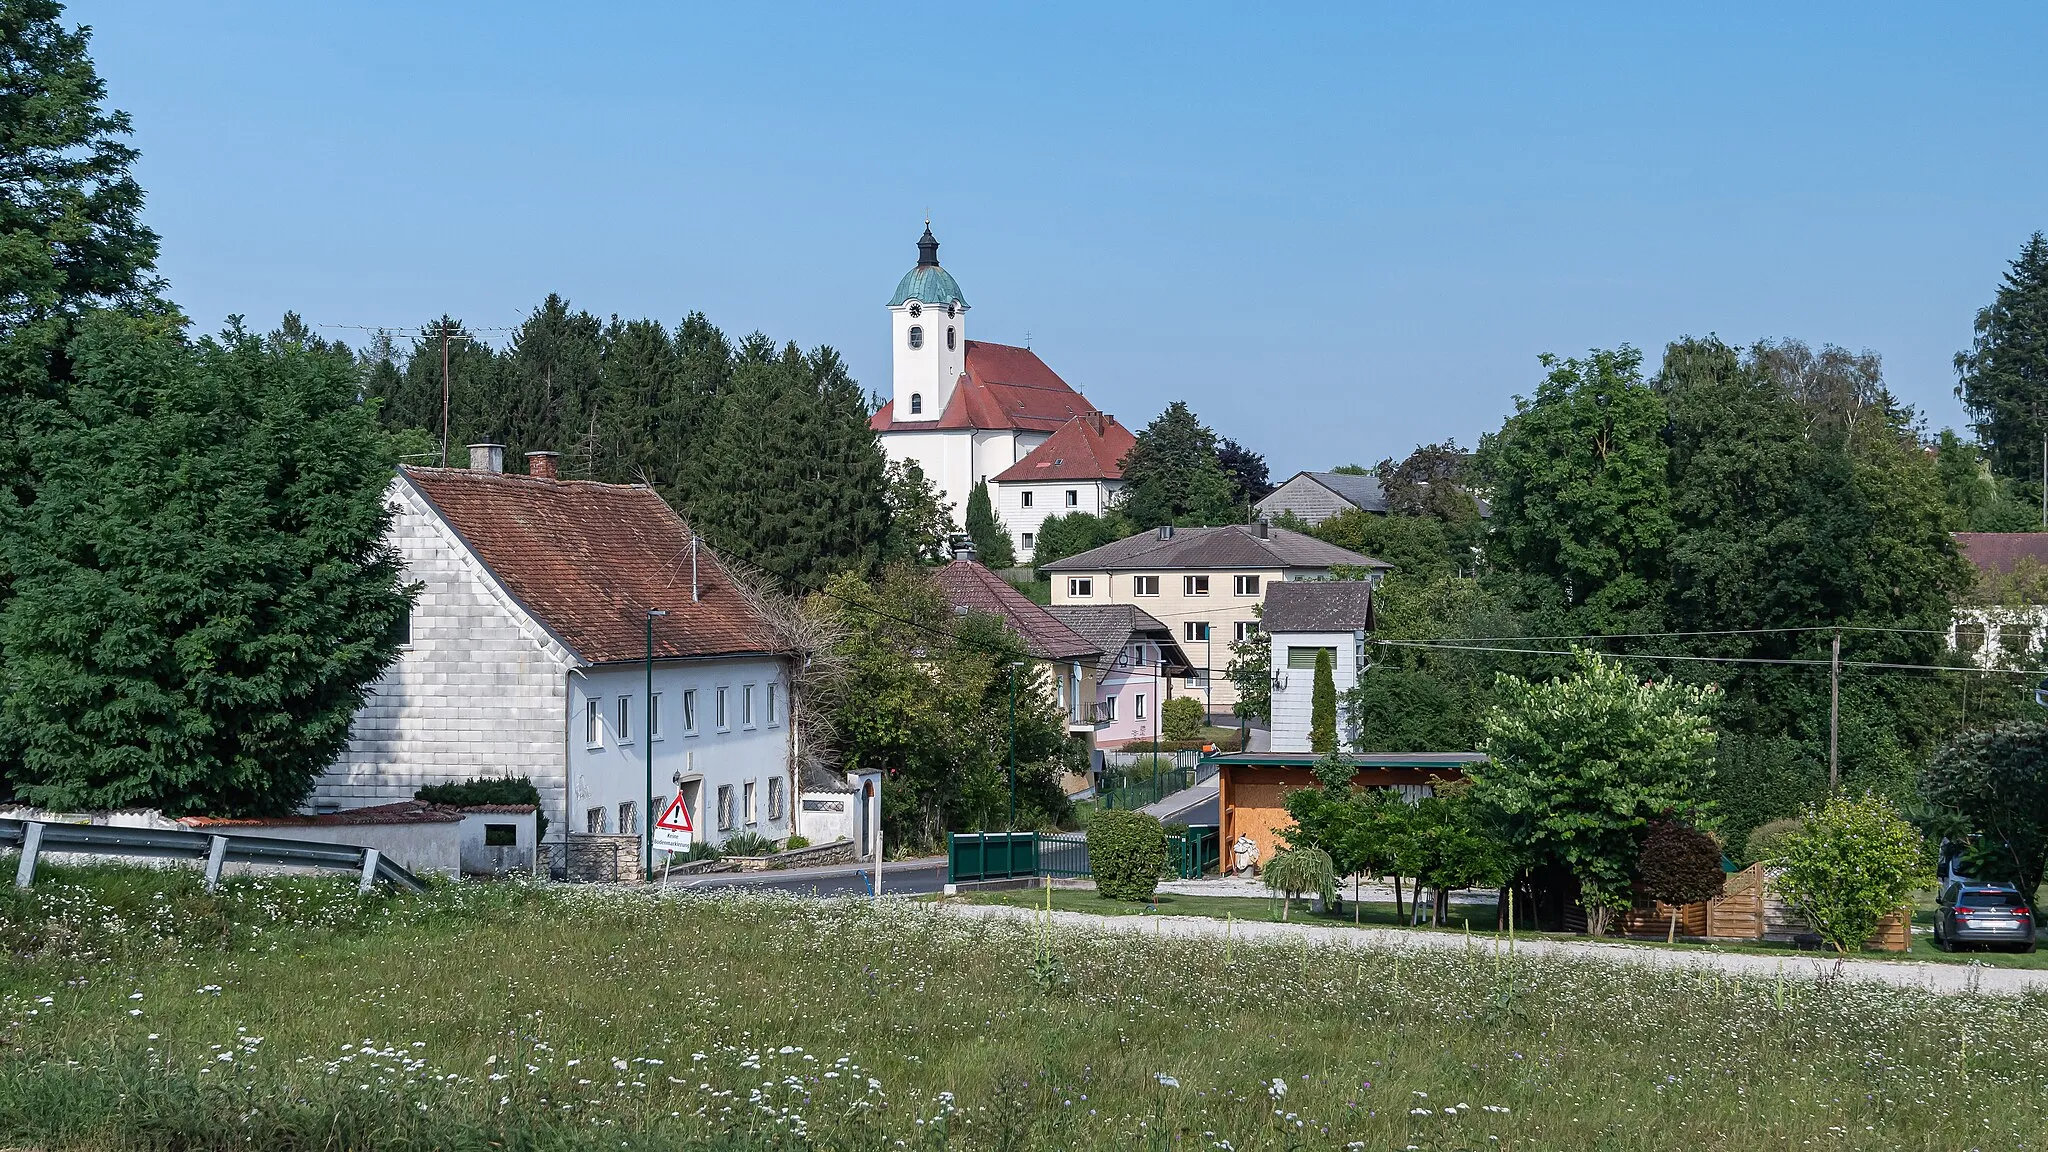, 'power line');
1380,623,1949,644
1368,638,2048,678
